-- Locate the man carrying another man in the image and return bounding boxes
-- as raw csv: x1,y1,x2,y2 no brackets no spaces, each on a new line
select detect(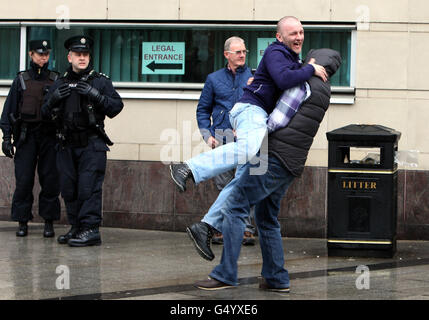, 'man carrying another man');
185,16,341,291
182,16,327,261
